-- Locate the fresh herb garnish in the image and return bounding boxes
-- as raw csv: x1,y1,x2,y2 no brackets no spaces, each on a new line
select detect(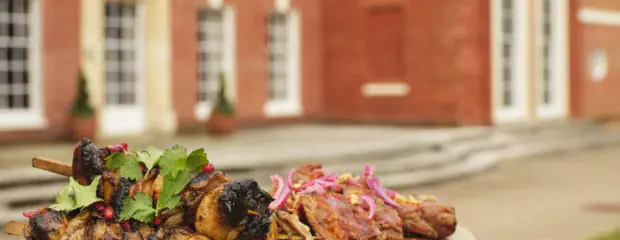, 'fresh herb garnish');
50,176,103,211
135,145,164,174
105,152,143,180
119,146,210,222
156,169,192,213
119,192,156,223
